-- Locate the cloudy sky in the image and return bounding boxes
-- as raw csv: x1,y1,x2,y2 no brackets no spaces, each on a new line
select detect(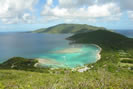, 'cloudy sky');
0,0,133,32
